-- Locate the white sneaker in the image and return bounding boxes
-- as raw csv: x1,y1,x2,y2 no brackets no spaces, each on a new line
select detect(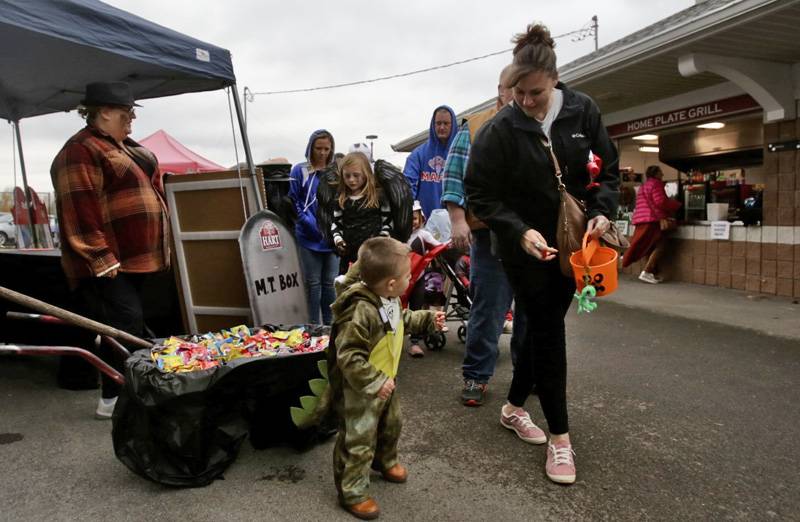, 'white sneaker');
95,396,118,420
638,271,660,284
503,320,513,334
